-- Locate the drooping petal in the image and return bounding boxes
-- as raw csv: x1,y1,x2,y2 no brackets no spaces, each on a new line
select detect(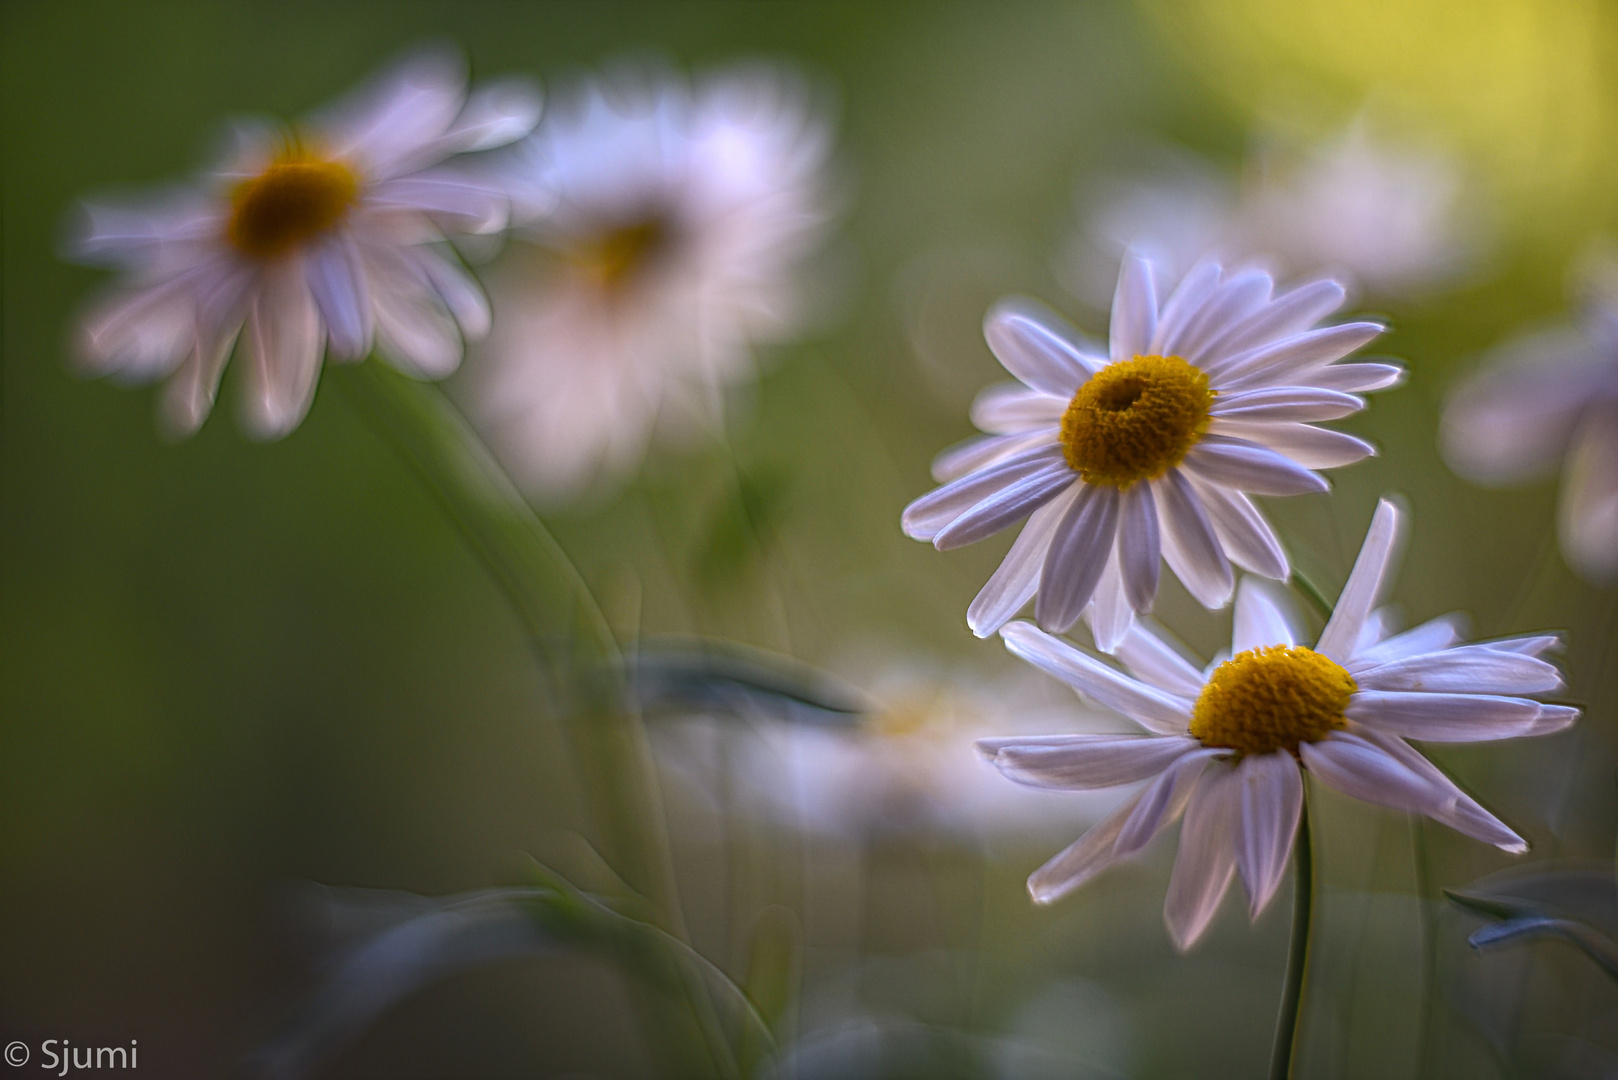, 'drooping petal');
930,429,1056,484
1156,469,1234,609
1182,435,1330,495
1298,730,1443,816
990,735,1201,790
1352,729,1526,852
1085,549,1136,652
902,443,1067,539
1232,577,1300,653
412,249,491,339
239,261,323,439
1000,621,1194,734
306,236,373,360
968,484,1078,638
1110,250,1158,363
161,323,240,438
1026,787,1149,904
1235,752,1304,919
933,466,1074,550
1344,690,1545,741
1035,483,1121,631
1164,760,1241,950
1117,481,1161,613
983,299,1102,396
1191,481,1289,580
1316,499,1402,662
1114,746,1224,856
